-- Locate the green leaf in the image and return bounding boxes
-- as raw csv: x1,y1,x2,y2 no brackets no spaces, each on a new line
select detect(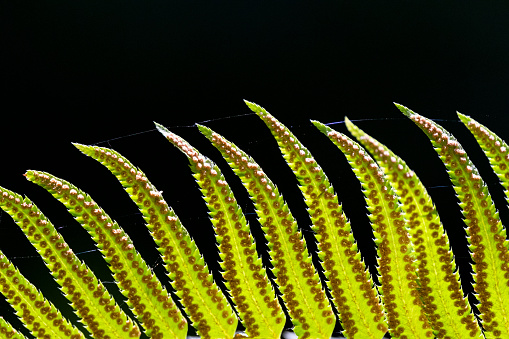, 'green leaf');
345,117,481,338
0,316,27,339
73,144,238,339
155,122,285,339
24,170,186,339
245,101,387,339
0,248,84,339
198,124,336,339
398,104,509,338
458,113,509,207
0,183,141,338
313,120,431,339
